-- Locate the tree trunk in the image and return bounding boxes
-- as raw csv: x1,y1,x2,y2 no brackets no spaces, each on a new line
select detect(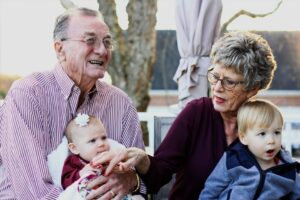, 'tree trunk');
98,0,157,112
